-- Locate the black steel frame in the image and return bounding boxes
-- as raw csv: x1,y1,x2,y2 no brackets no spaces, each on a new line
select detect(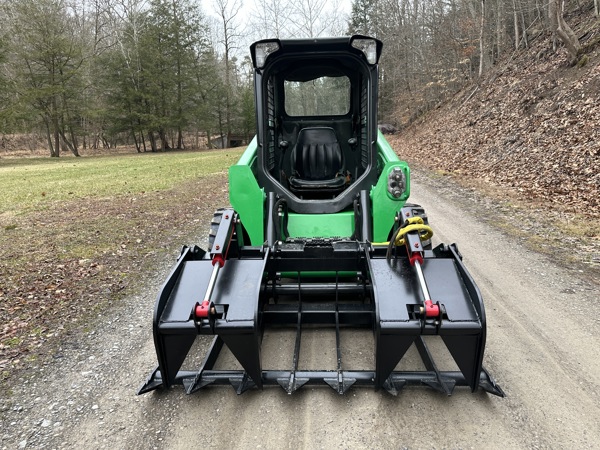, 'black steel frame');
138,208,504,397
